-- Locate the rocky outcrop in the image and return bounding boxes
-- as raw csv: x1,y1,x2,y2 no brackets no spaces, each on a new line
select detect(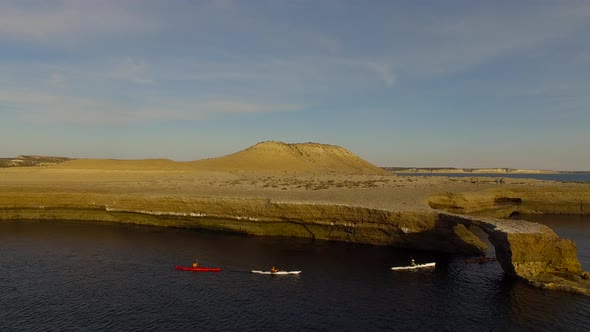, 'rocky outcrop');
429,187,590,295
388,167,558,174
0,155,71,168
1,190,588,295
0,198,486,256
428,187,590,217
438,212,590,296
